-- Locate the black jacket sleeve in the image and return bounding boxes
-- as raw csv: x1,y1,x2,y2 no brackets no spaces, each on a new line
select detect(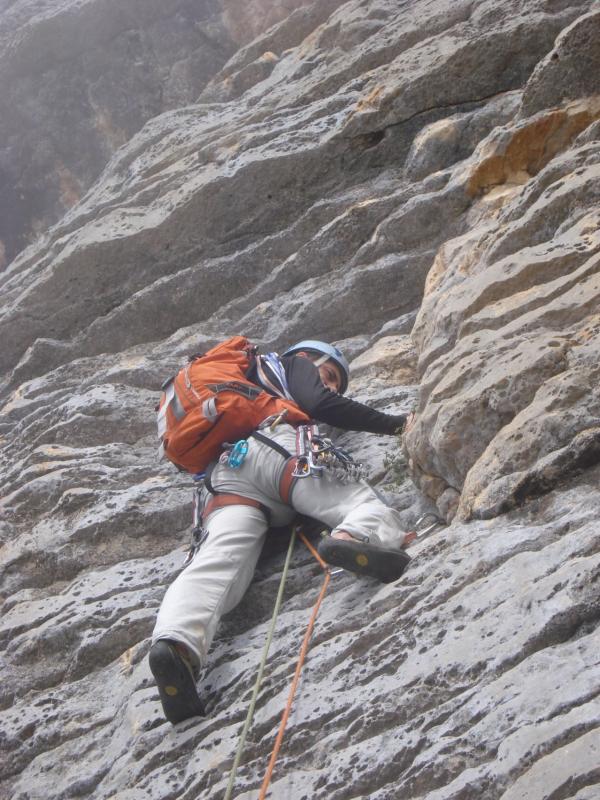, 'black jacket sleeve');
282,355,406,435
